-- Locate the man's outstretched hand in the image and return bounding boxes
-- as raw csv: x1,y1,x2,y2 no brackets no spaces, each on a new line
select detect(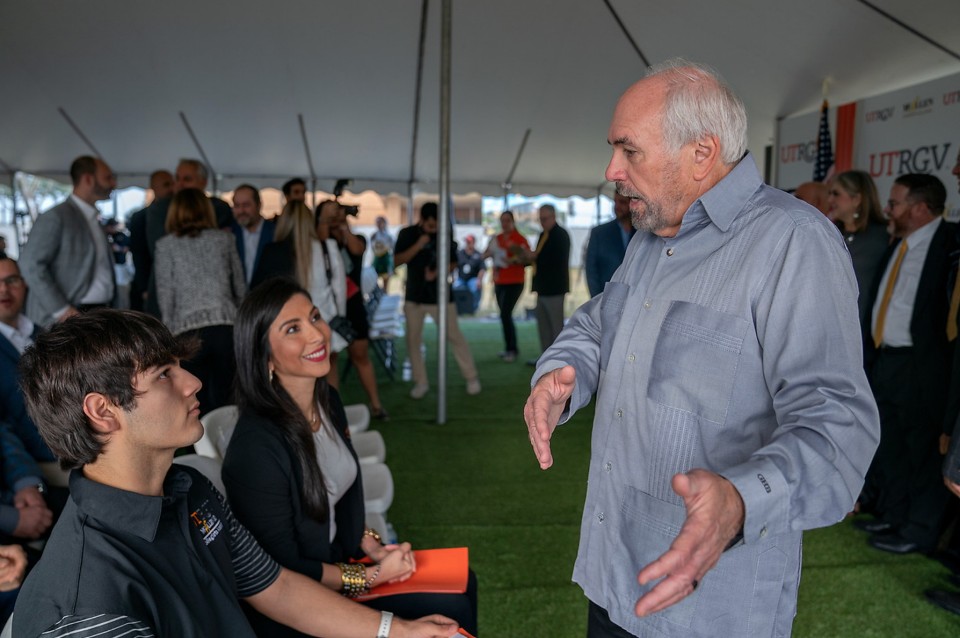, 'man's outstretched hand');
635,469,745,617
523,365,576,469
